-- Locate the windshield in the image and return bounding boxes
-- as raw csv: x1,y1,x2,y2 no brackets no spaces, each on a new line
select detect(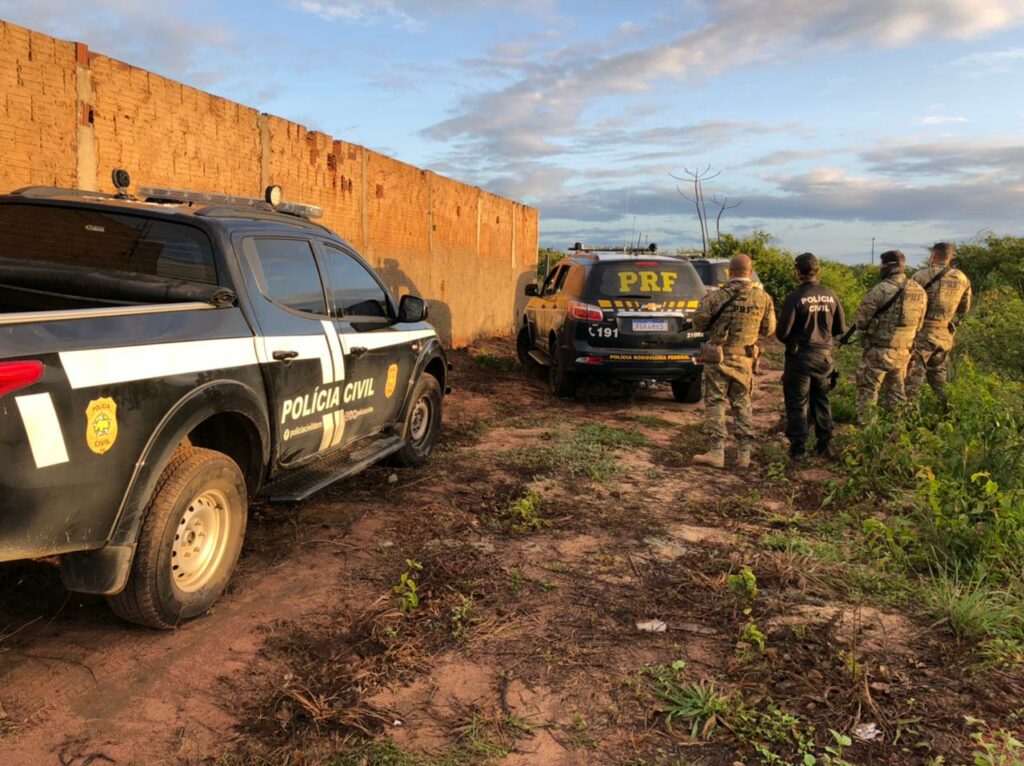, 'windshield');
0,204,217,284
589,260,703,300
